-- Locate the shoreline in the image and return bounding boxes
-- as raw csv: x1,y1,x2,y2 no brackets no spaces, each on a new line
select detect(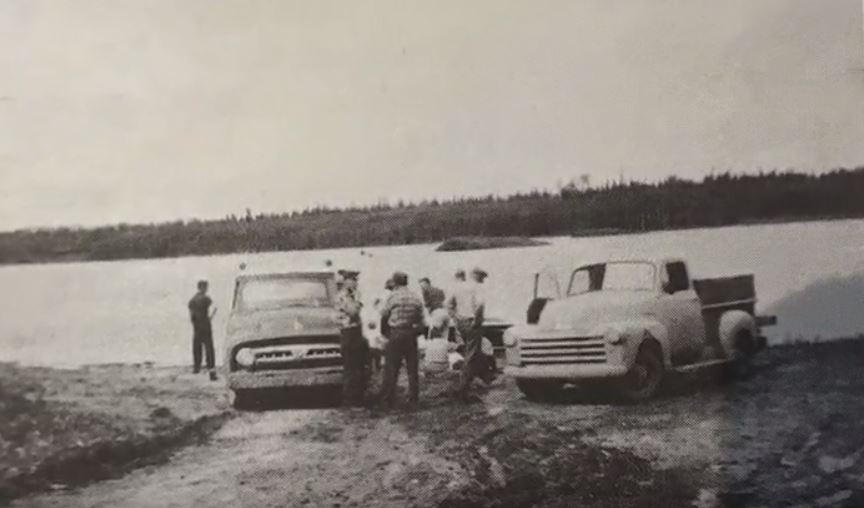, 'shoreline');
2,214,864,268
